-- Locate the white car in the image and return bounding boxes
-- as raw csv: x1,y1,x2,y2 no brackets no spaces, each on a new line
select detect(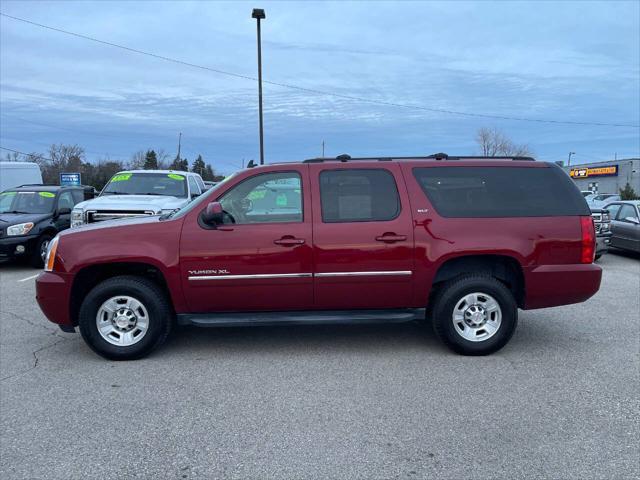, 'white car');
71,170,205,227
587,193,621,209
